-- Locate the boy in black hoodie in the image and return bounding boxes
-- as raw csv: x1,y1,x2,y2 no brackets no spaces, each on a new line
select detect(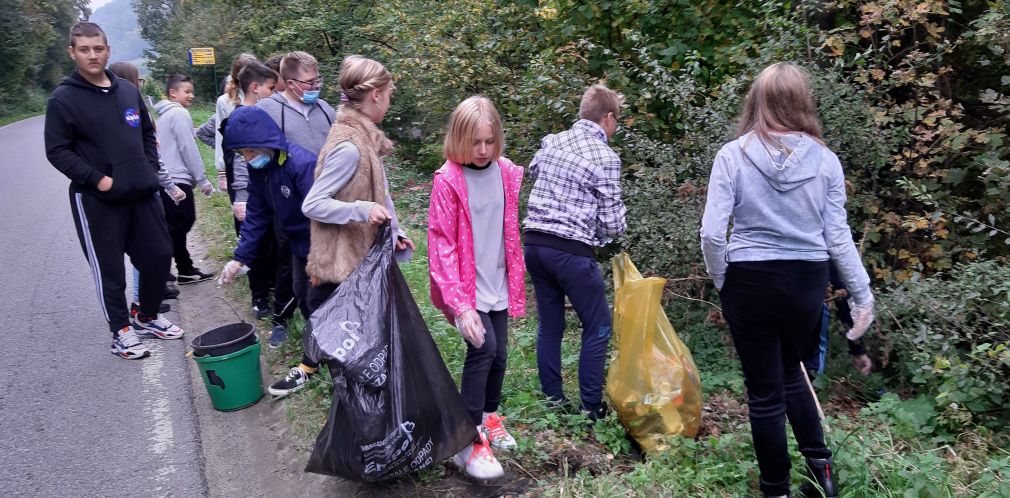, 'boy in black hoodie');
44,22,184,360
